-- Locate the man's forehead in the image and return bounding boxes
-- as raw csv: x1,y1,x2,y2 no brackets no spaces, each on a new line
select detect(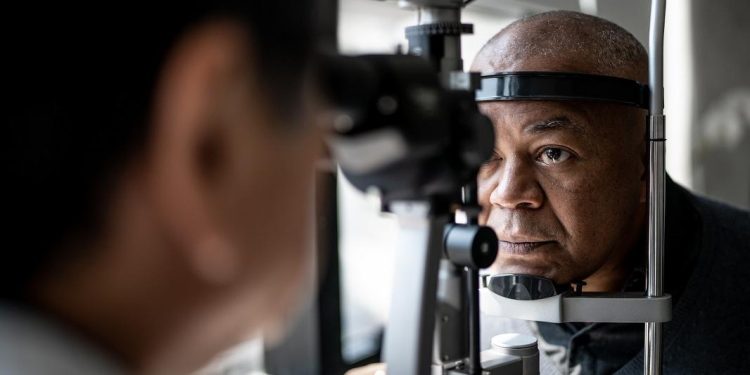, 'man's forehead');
478,100,646,147
471,31,605,80
472,56,601,78
479,100,593,132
